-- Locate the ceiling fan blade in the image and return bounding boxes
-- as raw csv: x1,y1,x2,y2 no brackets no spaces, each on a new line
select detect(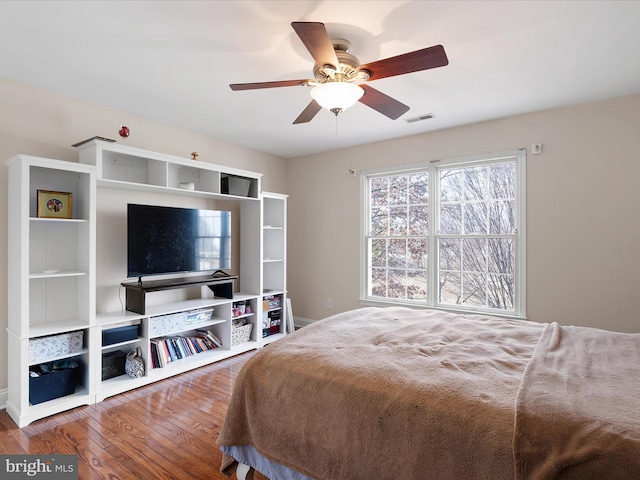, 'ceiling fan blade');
291,22,339,70
293,100,322,124
359,44,448,81
230,79,311,91
358,84,410,120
